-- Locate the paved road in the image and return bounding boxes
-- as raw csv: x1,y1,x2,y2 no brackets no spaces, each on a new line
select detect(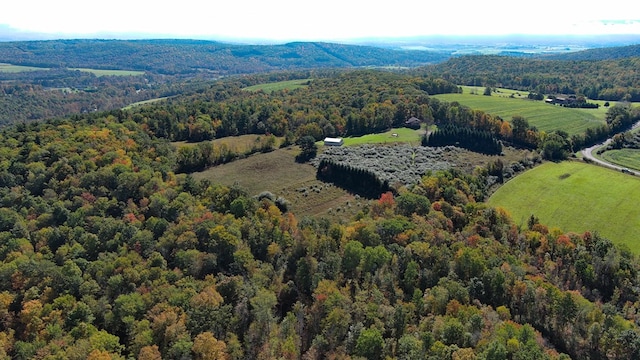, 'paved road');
580,121,640,176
